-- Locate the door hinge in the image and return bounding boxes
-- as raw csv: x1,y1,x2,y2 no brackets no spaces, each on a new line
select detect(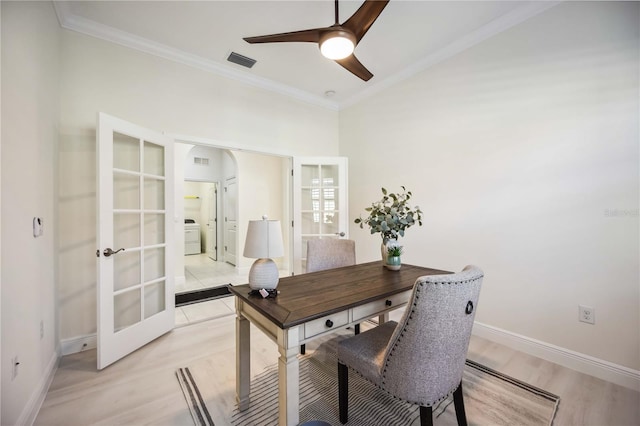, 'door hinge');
291,220,294,228
224,246,227,251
